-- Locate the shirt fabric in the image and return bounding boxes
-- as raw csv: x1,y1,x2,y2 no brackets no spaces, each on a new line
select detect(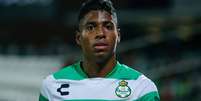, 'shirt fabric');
39,61,160,101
